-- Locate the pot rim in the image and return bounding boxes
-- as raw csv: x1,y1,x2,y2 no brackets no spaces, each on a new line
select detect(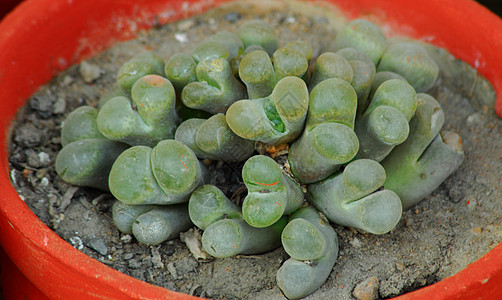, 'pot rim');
0,0,501,299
